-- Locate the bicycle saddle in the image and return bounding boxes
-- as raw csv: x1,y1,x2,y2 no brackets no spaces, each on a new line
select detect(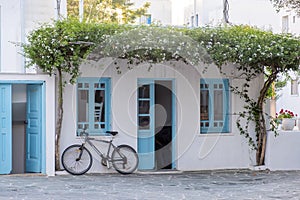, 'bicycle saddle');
106,131,118,136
